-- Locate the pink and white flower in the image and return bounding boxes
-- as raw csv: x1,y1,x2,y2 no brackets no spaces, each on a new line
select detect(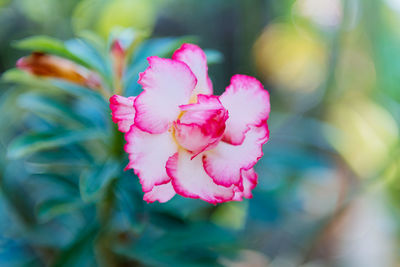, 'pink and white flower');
110,43,270,204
